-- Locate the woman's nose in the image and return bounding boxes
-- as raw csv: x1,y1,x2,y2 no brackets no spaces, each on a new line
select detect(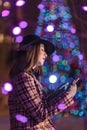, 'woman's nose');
44,52,47,58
